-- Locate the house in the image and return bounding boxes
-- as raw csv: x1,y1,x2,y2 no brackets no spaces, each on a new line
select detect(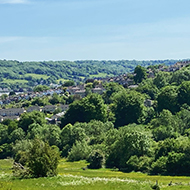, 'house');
0,115,3,122
0,108,25,117
50,111,65,124
92,87,104,94
75,90,86,98
58,104,69,112
1,116,20,121
27,106,41,112
42,105,56,113
51,112,65,121
68,86,81,95
144,99,153,107
128,85,138,89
